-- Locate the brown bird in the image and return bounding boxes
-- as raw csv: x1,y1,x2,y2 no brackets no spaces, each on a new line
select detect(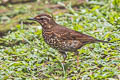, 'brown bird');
28,14,109,65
